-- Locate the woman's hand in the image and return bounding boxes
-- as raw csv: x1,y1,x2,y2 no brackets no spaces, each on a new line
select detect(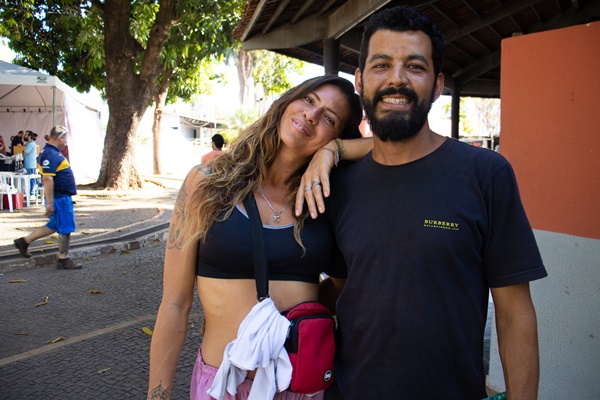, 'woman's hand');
295,137,373,218
295,143,337,219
